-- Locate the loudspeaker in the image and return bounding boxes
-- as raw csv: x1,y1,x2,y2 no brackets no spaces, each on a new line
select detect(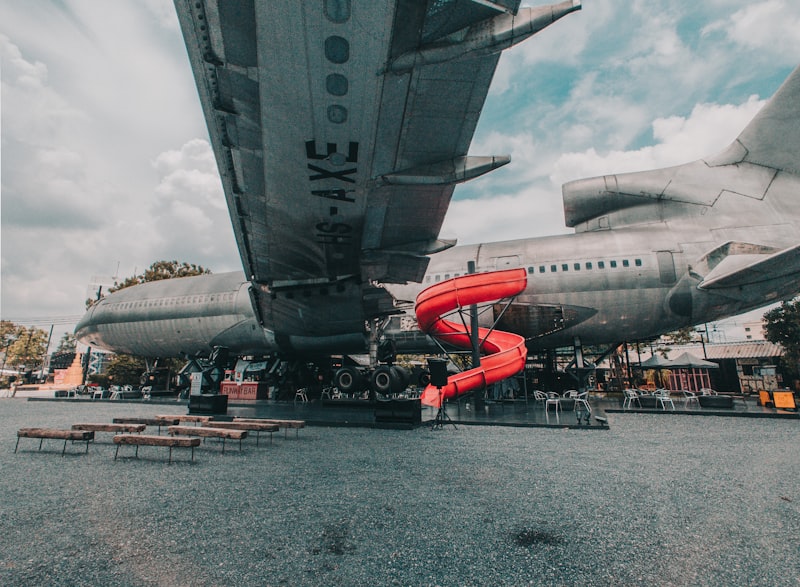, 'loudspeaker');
427,358,449,388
